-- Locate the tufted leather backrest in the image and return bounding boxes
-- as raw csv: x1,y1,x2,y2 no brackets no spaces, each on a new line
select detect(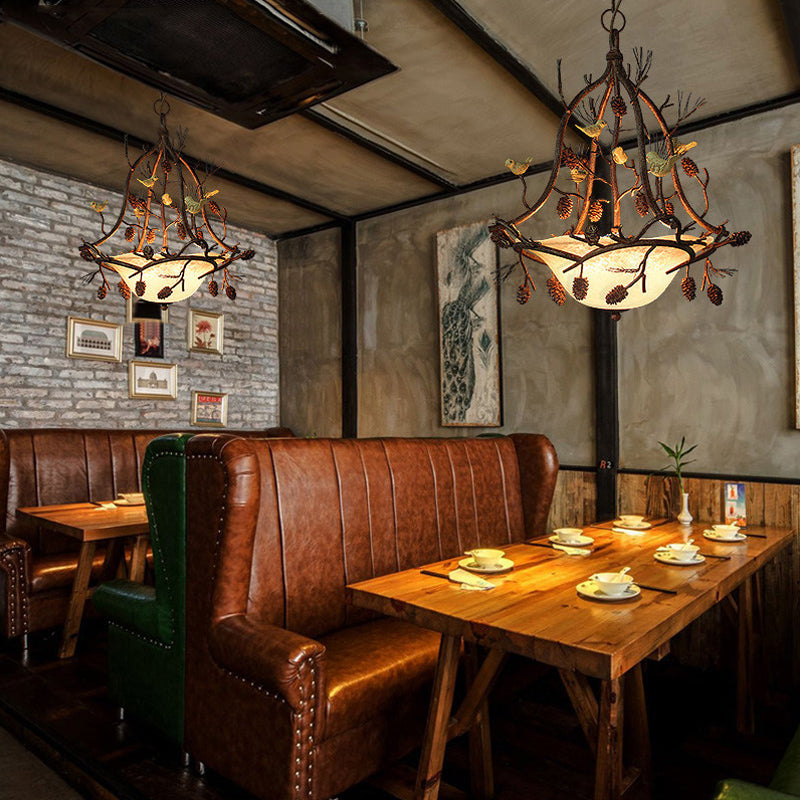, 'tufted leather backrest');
186,433,558,640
